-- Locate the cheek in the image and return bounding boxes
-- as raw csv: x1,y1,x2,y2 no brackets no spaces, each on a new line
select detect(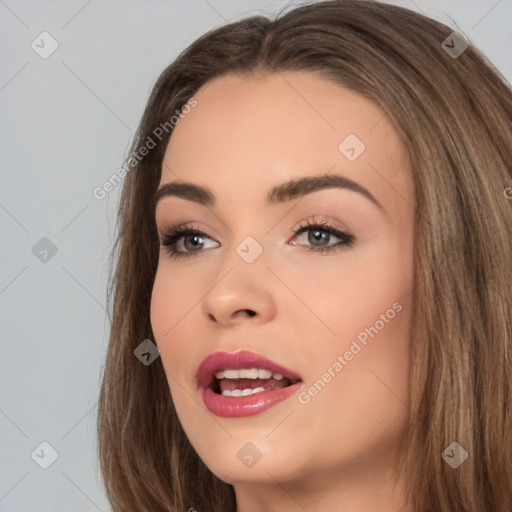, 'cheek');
295,236,413,417
150,267,173,341
150,263,198,340
282,235,413,348
150,263,211,395
323,243,413,410
150,267,195,413
149,265,189,369
291,279,412,470
342,231,413,329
